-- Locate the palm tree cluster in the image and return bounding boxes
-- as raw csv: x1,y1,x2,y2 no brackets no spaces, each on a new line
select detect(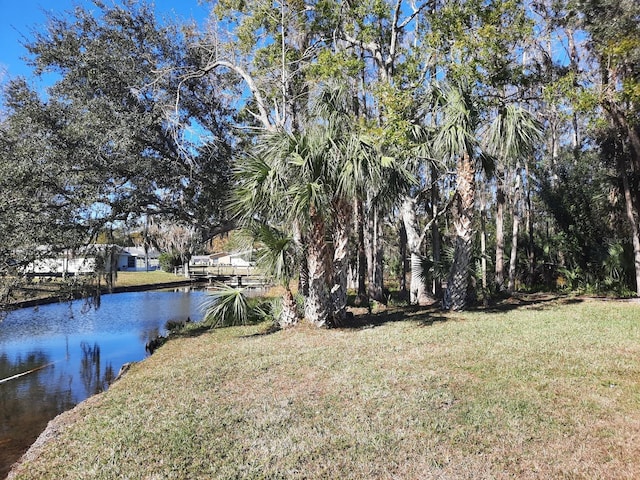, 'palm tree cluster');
225,78,545,327
3,0,640,318
231,85,412,327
